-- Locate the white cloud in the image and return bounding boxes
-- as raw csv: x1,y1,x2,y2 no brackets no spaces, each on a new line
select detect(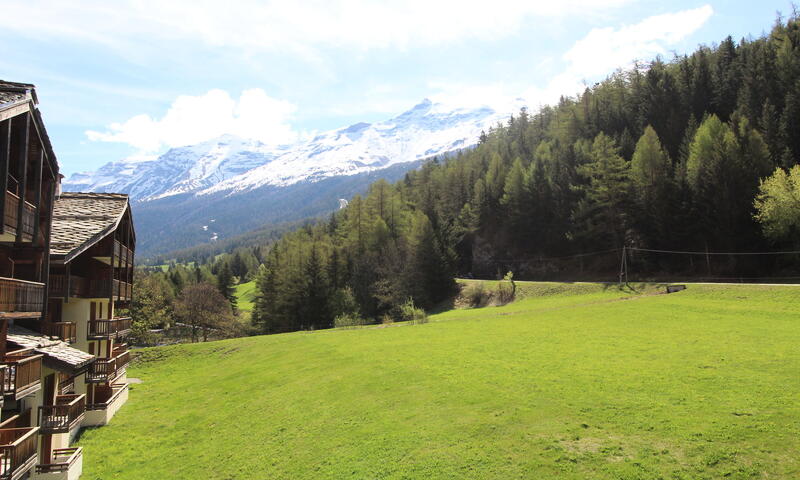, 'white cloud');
522,5,714,107
563,5,714,79
2,0,634,54
422,5,713,117
86,89,297,152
